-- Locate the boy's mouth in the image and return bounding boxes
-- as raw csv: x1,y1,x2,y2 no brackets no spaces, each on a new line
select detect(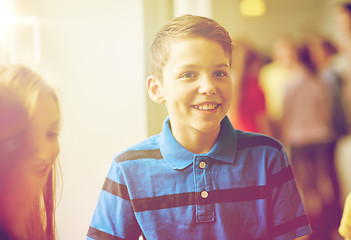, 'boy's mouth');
192,103,220,111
